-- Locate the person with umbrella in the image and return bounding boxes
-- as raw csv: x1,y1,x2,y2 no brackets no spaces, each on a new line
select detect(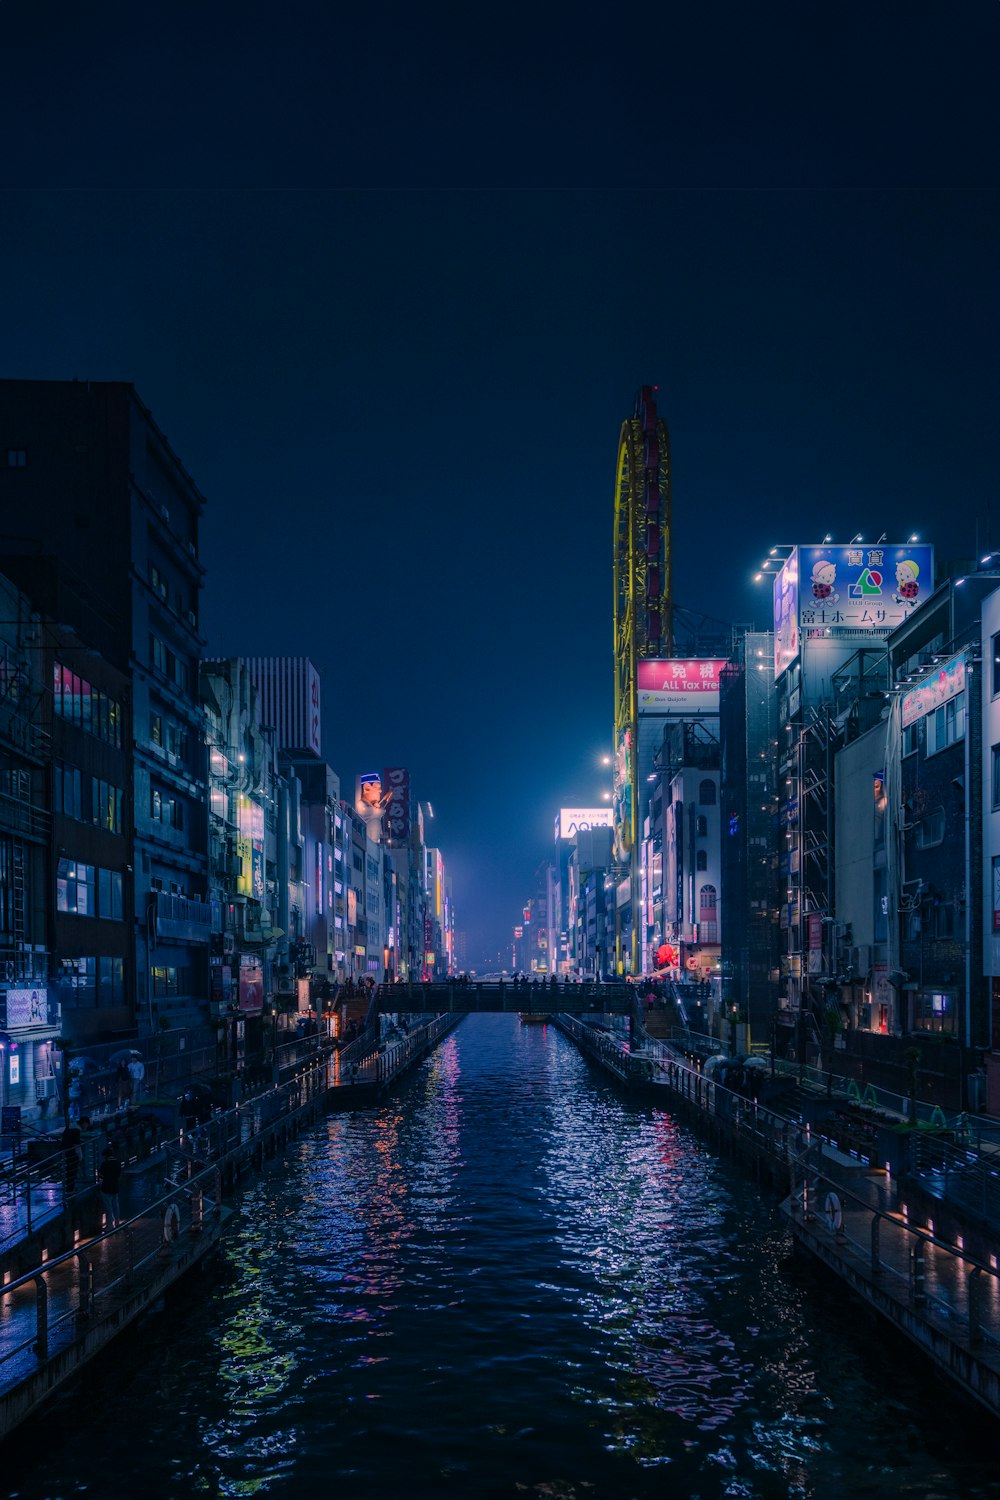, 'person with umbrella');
116,1059,131,1109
